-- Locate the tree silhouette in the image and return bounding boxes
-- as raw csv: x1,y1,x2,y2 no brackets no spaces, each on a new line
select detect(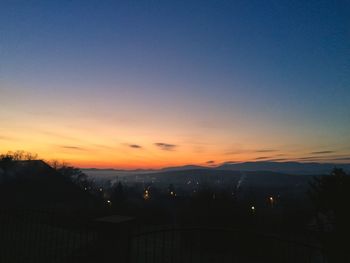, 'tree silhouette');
1,150,38,161
309,168,350,262
0,154,14,178
53,164,94,190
